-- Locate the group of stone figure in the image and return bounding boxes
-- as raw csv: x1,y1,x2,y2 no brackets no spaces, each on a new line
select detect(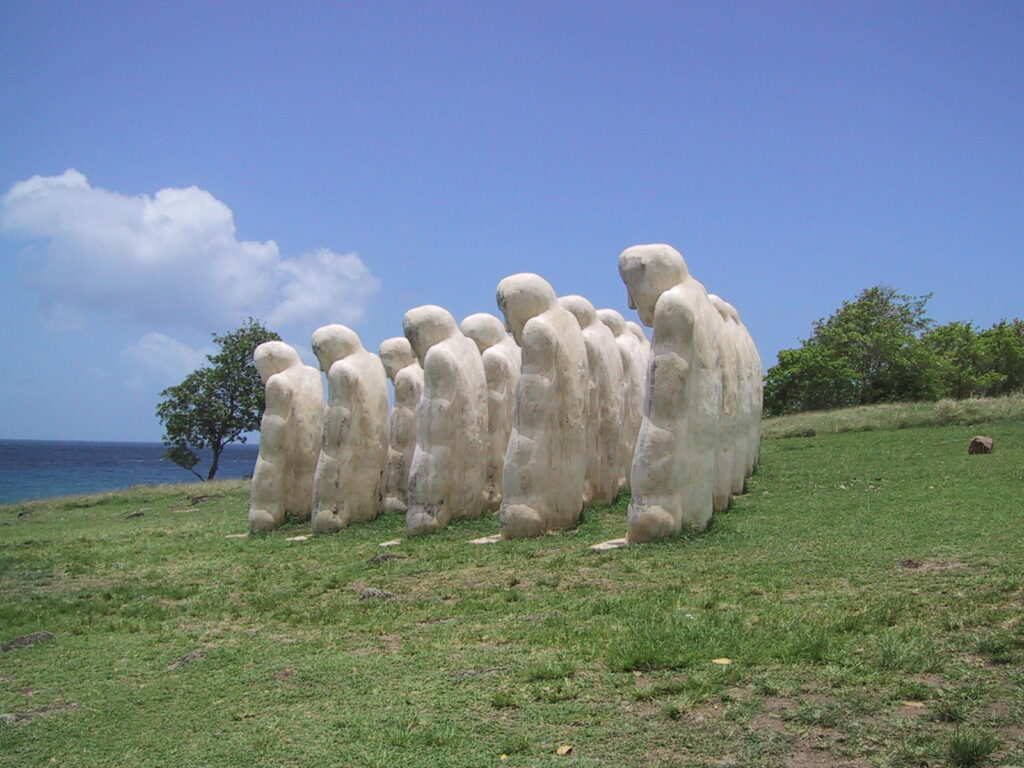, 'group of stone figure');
247,243,763,544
